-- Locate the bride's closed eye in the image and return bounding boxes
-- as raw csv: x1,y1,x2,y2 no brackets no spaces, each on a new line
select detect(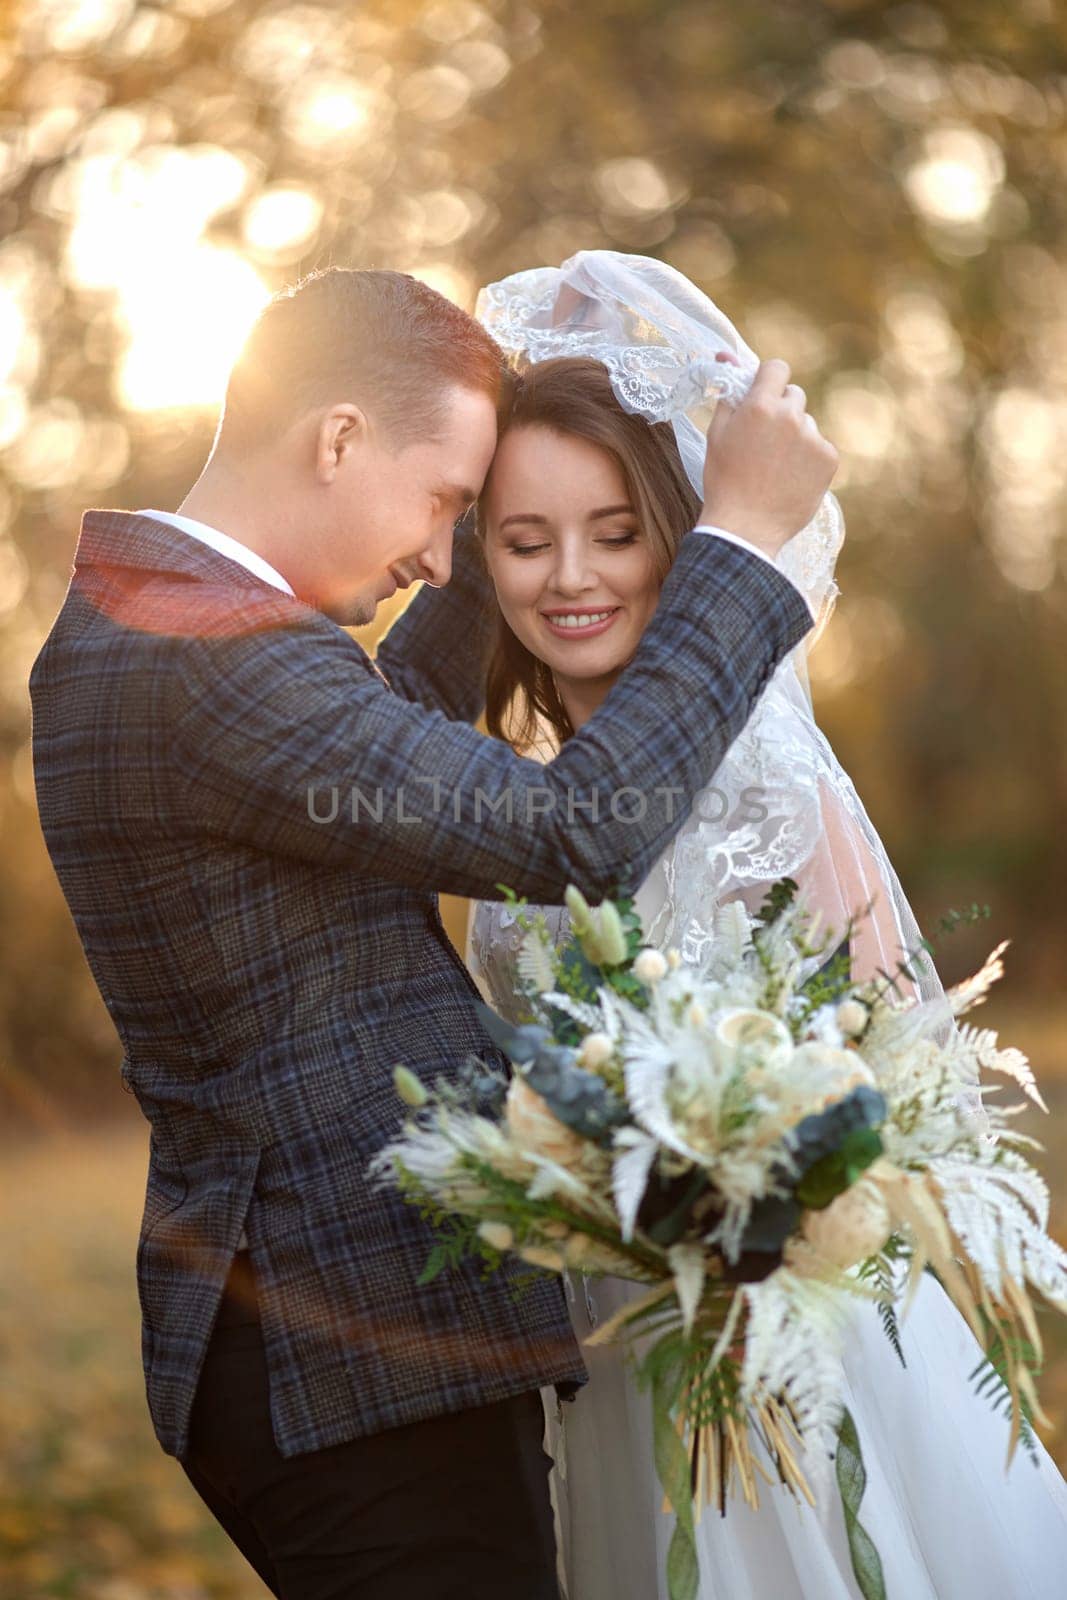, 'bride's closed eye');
507,532,640,557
